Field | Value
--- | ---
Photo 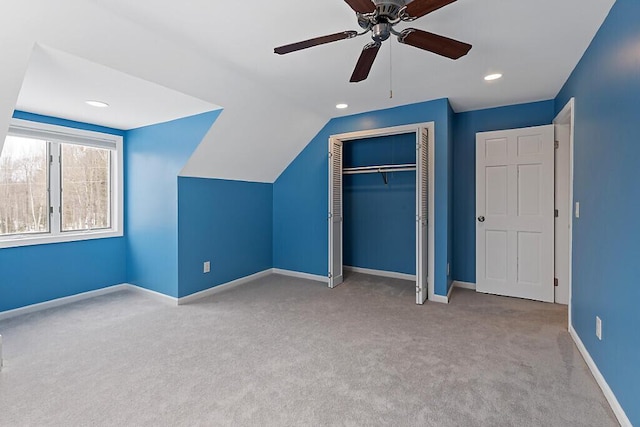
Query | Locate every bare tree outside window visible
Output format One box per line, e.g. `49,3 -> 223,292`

61,144 -> 110,231
0,136 -> 48,236
0,120 -> 121,248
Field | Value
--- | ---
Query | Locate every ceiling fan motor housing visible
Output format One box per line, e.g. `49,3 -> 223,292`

372,23 -> 391,43
374,0 -> 407,21
362,0 -> 408,42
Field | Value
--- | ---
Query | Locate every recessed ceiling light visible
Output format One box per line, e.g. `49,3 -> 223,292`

484,73 -> 503,81
336,103 -> 348,109
85,100 -> 110,108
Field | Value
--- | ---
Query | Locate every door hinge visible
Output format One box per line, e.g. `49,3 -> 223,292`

554,278 -> 559,287
328,273 -> 332,279
554,140 -> 559,149
49,206 -> 53,214
554,209 -> 559,218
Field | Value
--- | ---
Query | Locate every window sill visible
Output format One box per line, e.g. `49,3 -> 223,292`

0,229 -> 123,249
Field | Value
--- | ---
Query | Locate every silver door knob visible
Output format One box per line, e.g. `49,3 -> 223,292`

478,216 -> 485,222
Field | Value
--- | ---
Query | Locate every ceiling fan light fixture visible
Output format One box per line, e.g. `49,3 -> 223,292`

484,73 -> 503,81
336,103 -> 349,109
274,0 -> 472,83
85,100 -> 110,108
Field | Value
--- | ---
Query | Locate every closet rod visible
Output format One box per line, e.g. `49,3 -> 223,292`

342,163 -> 416,175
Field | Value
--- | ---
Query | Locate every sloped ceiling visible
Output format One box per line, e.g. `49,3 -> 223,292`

0,0 -> 616,182
16,45 -> 220,130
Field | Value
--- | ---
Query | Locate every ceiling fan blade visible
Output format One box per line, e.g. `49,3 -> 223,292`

404,0 -> 457,19
350,43 -> 381,83
344,0 -> 376,14
398,29 -> 471,59
275,31 -> 358,55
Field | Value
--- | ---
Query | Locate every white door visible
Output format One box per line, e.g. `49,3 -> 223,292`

328,138 -> 344,288
476,125 -> 555,302
416,128 -> 429,304
554,122 -> 571,304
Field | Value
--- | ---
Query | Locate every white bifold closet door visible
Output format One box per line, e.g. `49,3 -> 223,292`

416,128 -> 429,304
328,126 -> 431,303
328,138 -> 344,288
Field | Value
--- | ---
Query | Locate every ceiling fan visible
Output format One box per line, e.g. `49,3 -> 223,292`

274,0 -> 472,83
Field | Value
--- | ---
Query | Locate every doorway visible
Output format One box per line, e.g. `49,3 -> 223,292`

475,99 -> 574,307
328,123 -> 435,304
553,98 -> 575,320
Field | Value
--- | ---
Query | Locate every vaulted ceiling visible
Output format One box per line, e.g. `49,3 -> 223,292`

0,0 -> 616,182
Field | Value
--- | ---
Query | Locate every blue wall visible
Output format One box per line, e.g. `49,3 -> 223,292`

555,0 -> 640,423
177,177 -> 273,297
273,99 -> 453,296
0,112 -> 126,312
125,111 -> 220,298
451,100 -> 555,283
343,133 -> 416,275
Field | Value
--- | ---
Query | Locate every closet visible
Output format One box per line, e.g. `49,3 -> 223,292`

328,123 -> 434,304
342,133 -> 416,278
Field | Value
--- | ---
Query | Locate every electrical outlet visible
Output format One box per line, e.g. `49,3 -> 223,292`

203,261 -> 211,274
575,202 -> 580,218
596,316 -> 602,340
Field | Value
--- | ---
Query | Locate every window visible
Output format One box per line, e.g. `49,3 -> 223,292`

60,144 -> 111,232
0,119 -> 123,248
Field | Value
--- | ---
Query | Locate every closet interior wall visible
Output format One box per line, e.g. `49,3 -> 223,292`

342,133 -> 417,276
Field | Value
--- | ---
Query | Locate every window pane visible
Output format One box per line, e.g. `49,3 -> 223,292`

61,144 -> 110,231
0,135 -> 49,236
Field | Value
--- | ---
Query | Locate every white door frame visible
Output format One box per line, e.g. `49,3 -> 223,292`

328,122 -> 436,302
553,98 -> 575,327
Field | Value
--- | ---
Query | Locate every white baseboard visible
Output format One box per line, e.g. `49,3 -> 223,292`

125,284 -> 178,305
569,326 -> 631,427
0,269 -> 329,320
429,294 -> 449,304
453,281 -> 476,290
429,287 -> 449,304
0,269 -> 275,318
272,268 -> 328,283
0,284 -> 130,321
0,269 -> 281,319
177,269 -> 272,305
344,266 -> 416,281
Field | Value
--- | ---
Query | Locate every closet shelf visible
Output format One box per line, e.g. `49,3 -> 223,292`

342,164 -> 416,175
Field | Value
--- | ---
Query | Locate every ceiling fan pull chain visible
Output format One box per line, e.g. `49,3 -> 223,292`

389,41 -> 393,99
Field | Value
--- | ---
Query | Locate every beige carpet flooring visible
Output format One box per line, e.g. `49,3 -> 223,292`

0,272 -> 618,426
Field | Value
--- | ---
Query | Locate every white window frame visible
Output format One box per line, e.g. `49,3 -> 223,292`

0,118 -> 123,248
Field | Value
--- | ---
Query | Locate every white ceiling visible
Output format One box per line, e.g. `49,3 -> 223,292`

88,0 -> 616,114
17,45 -> 220,130
0,0 -> 616,182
